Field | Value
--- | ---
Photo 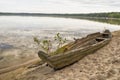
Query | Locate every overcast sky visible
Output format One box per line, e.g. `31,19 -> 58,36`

0,0 -> 120,13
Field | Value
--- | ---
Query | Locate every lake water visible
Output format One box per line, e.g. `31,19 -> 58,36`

0,16 -> 120,36
0,16 -> 120,68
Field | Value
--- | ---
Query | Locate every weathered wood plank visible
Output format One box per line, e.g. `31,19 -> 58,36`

38,30 -> 111,69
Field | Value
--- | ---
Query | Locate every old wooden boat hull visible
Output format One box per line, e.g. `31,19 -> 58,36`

38,30 -> 111,70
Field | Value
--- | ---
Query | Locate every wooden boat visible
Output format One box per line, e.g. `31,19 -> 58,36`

38,30 -> 112,70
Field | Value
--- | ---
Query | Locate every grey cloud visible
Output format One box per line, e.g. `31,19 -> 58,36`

70,0 -> 120,7
0,0 -> 120,13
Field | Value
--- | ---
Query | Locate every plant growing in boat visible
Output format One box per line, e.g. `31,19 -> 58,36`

54,33 -> 67,49
53,33 -> 67,55
34,33 -> 67,54
34,37 -> 52,54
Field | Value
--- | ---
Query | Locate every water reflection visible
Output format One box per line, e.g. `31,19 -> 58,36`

0,43 -> 14,50
83,18 -> 120,25
0,16 -> 120,68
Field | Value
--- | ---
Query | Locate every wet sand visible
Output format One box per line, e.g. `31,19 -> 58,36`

0,30 -> 120,80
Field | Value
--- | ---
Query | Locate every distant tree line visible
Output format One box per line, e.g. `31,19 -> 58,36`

72,12 -> 120,18
0,12 -> 120,19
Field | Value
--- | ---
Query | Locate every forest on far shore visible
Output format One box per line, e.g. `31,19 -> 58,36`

65,12 -> 120,19
0,12 -> 120,19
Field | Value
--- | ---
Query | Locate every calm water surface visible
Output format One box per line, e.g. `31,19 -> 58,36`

0,16 -> 120,35
0,16 -> 120,68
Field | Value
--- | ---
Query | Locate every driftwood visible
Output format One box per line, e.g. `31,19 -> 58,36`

38,30 -> 111,70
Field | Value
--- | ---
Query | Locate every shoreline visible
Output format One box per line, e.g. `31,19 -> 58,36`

0,30 -> 120,80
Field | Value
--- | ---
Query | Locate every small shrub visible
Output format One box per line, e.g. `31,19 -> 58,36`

34,33 -> 67,54
34,37 -> 52,54
54,33 -> 67,49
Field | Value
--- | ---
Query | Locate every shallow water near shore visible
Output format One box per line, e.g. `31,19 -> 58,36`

0,16 -> 120,68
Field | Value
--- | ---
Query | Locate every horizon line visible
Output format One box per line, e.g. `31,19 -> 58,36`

0,11 -> 120,14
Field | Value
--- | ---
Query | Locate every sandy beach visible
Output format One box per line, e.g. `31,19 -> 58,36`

0,0 -> 120,79
0,30 -> 120,80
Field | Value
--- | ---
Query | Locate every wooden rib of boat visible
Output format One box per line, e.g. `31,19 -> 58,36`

38,30 -> 112,70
